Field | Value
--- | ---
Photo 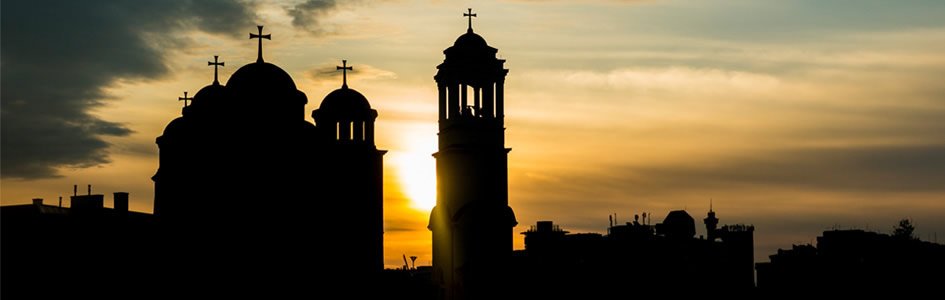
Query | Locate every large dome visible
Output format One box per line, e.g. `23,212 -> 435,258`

319,87 -> 371,112
226,62 -> 297,94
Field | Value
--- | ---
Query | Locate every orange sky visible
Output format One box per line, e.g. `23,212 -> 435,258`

3,0 -> 945,268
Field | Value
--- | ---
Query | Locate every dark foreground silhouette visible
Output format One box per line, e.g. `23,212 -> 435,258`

4,11 -> 945,300
757,226 -> 945,294
4,23 -> 386,298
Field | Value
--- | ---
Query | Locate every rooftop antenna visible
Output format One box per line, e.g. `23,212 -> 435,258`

710,198 -> 713,212
87,184 -> 91,195
73,185 -> 77,197
58,196 -> 62,207
609,214 -> 613,228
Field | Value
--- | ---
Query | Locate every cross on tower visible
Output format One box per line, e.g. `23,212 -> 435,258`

337,59 -> 353,89
178,91 -> 193,107
208,55 -> 224,85
249,25 -> 271,63
464,8 -> 477,32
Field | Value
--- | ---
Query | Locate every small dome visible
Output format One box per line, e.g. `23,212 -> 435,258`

658,210 -> 696,239
226,62 -> 297,95
162,117 -> 189,136
437,30 -> 502,83
319,87 -> 371,112
190,83 -> 228,110
453,31 -> 488,48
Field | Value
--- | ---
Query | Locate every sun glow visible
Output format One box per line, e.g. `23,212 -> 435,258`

394,151 -> 437,211
389,123 -> 439,212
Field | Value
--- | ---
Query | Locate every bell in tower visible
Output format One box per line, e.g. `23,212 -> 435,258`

428,9 -> 518,300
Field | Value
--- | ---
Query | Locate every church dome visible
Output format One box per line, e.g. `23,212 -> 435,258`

190,83 -> 228,110
226,62 -> 297,95
319,87 -> 372,112
454,31 -> 489,48
437,29 -> 504,84
162,117 -> 189,136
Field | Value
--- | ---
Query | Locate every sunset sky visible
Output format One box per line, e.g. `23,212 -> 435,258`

3,0 -> 945,268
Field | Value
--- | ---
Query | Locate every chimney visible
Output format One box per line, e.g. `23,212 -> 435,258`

74,185 -> 78,197
87,184 -> 91,195
113,192 -> 129,213
32,198 -> 44,206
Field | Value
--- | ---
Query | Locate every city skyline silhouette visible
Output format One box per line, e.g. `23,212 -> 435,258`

3,1 -> 945,297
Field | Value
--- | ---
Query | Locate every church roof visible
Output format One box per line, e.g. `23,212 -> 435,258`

446,30 -> 498,56
436,26 -> 506,84
226,62 -> 297,96
319,87 -> 371,112
162,117 -> 188,136
191,83 -> 228,111
454,31 -> 490,49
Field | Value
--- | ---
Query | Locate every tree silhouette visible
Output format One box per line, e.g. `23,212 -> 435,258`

892,218 -> 916,240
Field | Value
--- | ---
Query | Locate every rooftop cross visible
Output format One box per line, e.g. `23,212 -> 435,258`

337,59 -> 353,89
464,8 -> 477,32
178,91 -> 193,107
208,55 -> 225,85
249,25 -> 271,63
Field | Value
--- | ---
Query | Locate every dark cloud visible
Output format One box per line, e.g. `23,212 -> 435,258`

307,62 -> 397,85
1,0 -> 256,179
287,0 -> 339,32
506,0 -> 649,2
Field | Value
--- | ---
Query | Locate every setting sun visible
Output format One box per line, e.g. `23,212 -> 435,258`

395,151 -> 436,211
387,123 -> 438,212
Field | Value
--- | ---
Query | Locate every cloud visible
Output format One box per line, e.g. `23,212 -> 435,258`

307,62 -> 397,85
1,0 -> 256,179
287,0 -> 340,33
505,0 -> 650,3
565,144 -> 945,195
521,67 -> 780,92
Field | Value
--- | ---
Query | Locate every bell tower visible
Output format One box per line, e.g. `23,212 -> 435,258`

428,9 -> 517,300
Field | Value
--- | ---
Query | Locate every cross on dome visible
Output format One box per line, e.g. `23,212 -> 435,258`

249,25 -> 271,63
337,60 -> 353,89
464,8 -> 477,32
208,55 -> 224,85
178,91 -> 193,107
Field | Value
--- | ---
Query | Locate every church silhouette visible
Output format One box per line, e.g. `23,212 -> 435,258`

151,24 -> 386,293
